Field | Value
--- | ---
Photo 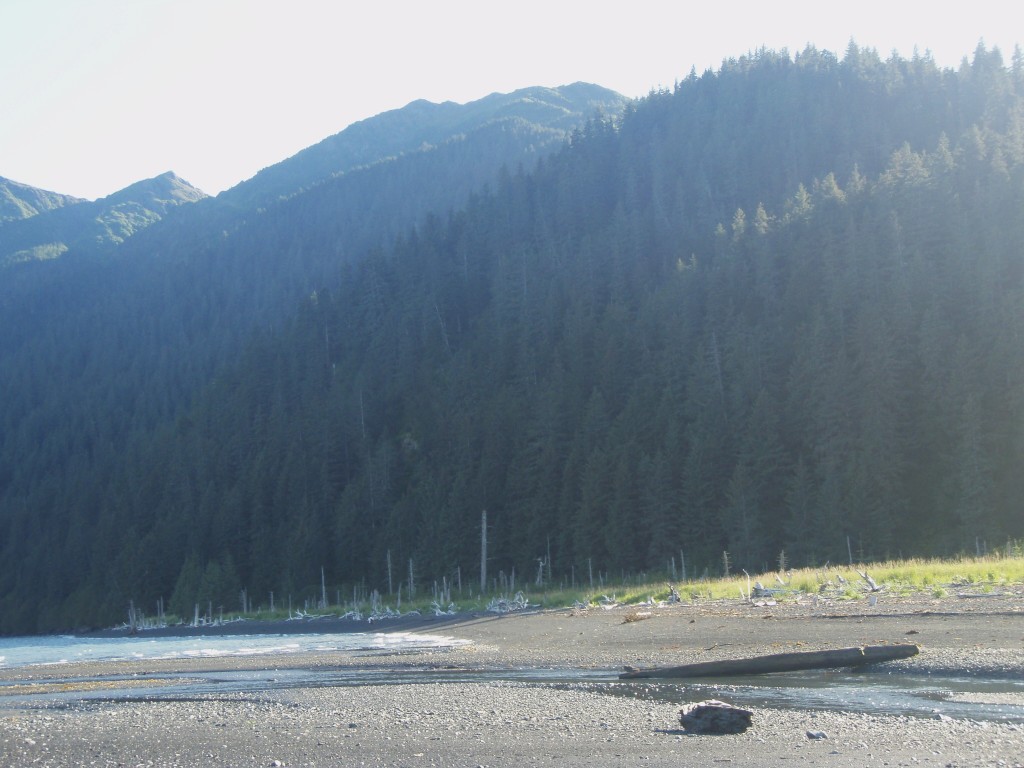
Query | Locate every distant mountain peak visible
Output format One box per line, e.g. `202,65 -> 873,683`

0,176 -> 84,225
0,171 -> 207,267
104,172 -> 207,205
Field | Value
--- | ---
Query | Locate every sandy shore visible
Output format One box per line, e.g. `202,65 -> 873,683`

0,592 -> 1021,766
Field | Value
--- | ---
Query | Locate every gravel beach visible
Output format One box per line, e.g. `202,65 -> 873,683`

1,592 -> 1021,767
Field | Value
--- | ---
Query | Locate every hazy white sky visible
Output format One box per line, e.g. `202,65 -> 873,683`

1,0 -> 1020,200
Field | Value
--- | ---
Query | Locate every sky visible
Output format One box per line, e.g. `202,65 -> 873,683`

1,0 -> 1021,201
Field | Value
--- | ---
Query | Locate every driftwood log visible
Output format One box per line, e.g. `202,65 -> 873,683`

619,643 -> 919,679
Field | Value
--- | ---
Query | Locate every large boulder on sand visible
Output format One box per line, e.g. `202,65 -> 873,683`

678,700 -> 753,734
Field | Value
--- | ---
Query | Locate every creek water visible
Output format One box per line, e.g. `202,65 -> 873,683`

583,669 -> 1024,724
1,656 -> 1021,724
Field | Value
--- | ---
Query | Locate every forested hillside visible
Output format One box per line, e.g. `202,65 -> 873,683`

222,82 -> 625,209
2,45 -> 1022,633
0,172 -> 207,267
0,177 -> 82,225
0,84 -> 626,633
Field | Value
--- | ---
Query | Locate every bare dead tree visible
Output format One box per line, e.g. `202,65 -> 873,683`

480,510 -> 488,594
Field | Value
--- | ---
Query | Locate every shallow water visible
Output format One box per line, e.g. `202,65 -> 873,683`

1,633 -> 1021,723
2,661 -> 1021,724
0,631 -> 468,669
584,669 -> 1024,724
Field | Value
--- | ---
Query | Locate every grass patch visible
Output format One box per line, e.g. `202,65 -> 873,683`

525,552 -> 1024,609
125,552 -> 1024,631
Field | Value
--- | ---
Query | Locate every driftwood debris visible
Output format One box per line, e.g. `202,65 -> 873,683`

678,700 -> 753,734
619,643 -> 919,679
857,569 -> 883,592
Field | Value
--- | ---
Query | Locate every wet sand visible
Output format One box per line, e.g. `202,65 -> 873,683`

1,592 -> 1022,766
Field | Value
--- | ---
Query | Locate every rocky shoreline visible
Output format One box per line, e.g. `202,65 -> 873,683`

0,593 -> 1021,766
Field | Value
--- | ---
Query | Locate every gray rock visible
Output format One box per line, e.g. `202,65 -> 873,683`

678,700 -> 753,734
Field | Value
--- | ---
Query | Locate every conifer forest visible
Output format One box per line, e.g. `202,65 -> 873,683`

1,45 -> 1022,633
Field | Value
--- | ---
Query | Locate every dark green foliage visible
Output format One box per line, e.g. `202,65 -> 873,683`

1,47 -> 1023,633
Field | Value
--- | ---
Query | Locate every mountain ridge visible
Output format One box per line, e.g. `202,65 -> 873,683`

220,83 -> 627,207
0,176 -> 84,225
0,171 -> 206,267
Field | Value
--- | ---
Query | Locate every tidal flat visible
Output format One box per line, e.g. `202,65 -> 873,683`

0,593 -> 1021,767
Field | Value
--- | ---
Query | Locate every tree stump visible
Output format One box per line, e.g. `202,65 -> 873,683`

678,700 -> 753,734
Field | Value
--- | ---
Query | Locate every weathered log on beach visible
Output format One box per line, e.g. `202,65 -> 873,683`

619,643 -> 919,679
